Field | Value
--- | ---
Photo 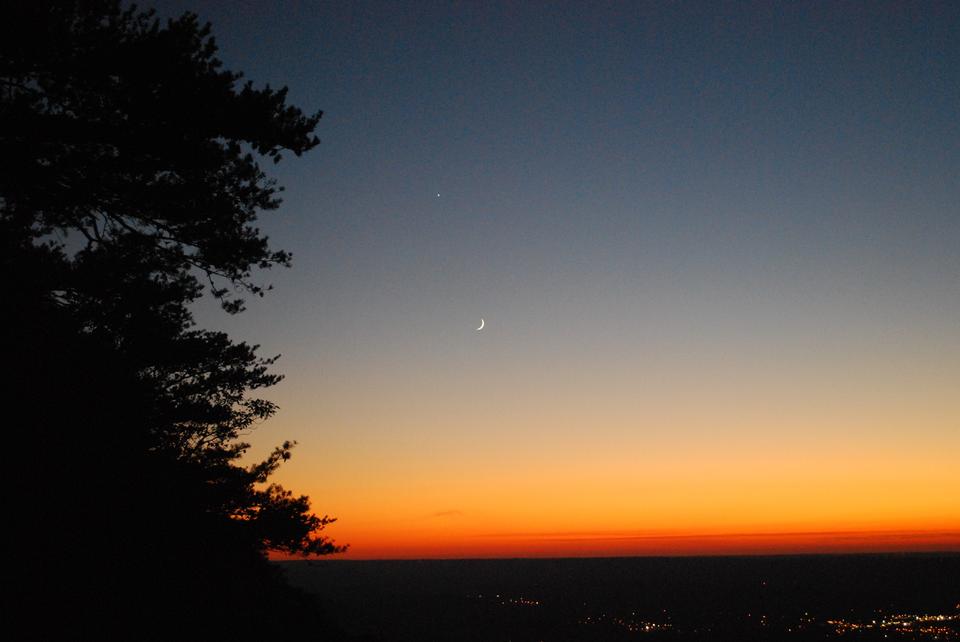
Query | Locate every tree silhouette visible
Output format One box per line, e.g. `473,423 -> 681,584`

3,1 -> 344,637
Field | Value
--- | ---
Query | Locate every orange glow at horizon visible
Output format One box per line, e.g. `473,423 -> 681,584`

273,527 -> 960,561
267,433 -> 960,560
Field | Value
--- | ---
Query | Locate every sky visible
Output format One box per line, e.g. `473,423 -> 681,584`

149,0 -> 960,559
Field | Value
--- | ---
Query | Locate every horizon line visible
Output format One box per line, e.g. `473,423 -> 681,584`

277,549 -> 960,563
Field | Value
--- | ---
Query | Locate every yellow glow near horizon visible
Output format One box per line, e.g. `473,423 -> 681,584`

262,402 -> 960,558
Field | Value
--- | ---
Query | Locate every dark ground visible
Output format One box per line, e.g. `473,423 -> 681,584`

280,553 -> 960,641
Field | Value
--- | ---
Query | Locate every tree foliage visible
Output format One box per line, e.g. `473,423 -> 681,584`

2,1 -> 343,634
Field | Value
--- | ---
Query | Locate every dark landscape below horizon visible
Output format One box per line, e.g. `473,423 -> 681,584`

280,553 -> 959,641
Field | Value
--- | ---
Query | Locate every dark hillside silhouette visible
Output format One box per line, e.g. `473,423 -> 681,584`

2,1 -> 344,638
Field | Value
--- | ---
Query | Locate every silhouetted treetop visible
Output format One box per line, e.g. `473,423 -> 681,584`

1,0 -> 321,312
2,0 -> 344,574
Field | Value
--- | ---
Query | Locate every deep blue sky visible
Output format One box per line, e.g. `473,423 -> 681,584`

146,1 -> 960,554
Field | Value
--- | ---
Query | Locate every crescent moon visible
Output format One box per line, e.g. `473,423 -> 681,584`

476,318 -> 485,331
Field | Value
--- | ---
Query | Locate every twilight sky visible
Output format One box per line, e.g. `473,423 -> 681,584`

150,1 -> 960,558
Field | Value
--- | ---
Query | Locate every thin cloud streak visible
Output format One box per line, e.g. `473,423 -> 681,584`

475,528 -> 960,542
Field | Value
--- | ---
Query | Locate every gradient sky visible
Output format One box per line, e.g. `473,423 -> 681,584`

149,1 -> 960,558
